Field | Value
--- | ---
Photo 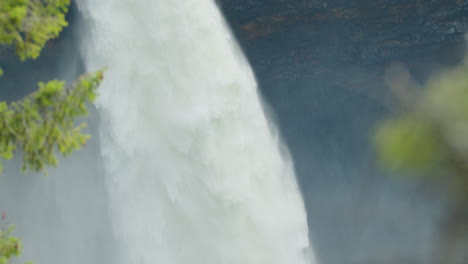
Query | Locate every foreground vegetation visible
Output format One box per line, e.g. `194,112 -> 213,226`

0,1 -> 102,263
375,60 -> 468,263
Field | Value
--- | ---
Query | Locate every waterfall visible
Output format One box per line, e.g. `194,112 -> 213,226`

77,1 -> 314,263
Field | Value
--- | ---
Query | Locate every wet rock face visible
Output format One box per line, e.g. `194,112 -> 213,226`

217,1 -> 468,264
219,0 -> 468,78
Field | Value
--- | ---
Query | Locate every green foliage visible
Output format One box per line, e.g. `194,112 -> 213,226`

0,225 -> 22,264
374,62 -> 468,181
0,71 -> 103,174
425,64 -> 468,132
0,0 -> 70,62
0,0 -> 104,174
0,212 -> 30,264
0,1 -> 103,263
375,114 -> 444,172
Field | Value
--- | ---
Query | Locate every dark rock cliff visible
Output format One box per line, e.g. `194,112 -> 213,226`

220,0 -> 467,87
217,1 -> 468,264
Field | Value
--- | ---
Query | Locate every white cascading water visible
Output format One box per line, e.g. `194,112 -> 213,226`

77,1 -> 315,263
